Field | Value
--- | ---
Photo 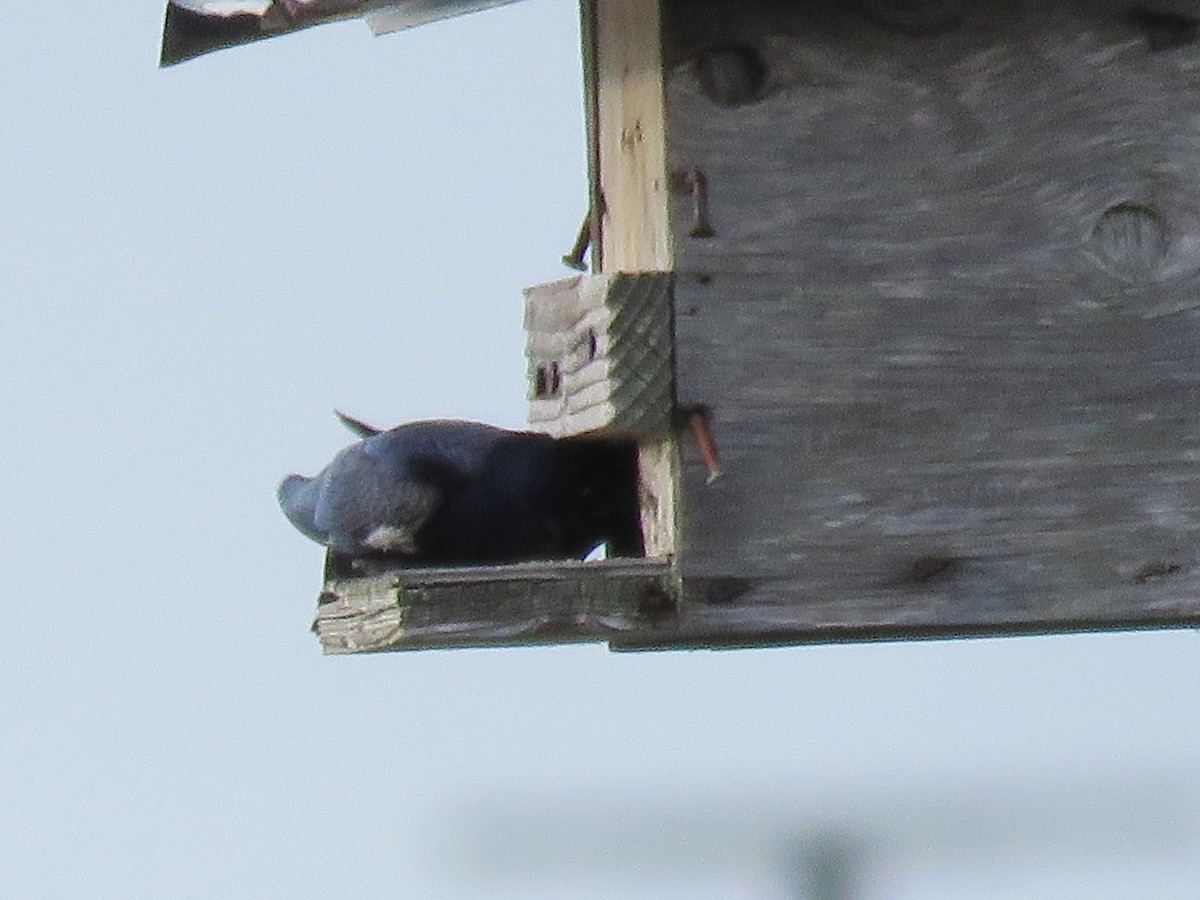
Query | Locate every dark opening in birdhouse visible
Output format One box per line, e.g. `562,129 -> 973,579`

318,427 -> 648,583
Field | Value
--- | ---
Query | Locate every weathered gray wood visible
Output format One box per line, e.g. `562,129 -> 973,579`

524,272 -> 675,437
663,0 -> 1200,635
310,556 -> 1199,653
312,557 -> 675,653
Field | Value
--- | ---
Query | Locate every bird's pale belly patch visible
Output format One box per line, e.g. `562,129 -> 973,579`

363,525 -> 417,554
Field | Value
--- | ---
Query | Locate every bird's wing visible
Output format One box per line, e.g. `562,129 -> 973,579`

356,422 -> 514,554
395,420 -> 511,475
281,420 -> 514,554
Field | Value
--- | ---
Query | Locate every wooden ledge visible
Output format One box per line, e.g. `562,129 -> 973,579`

313,557 -> 676,653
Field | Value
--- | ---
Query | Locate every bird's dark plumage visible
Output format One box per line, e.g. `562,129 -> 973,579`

279,417 -> 642,567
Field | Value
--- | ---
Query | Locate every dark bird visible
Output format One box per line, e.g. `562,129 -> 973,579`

278,416 -> 643,567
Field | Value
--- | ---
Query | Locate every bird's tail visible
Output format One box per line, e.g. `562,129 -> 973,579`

334,409 -> 381,438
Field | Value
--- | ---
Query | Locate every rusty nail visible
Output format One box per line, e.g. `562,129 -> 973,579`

687,407 -> 723,482
561,212 -> 591,271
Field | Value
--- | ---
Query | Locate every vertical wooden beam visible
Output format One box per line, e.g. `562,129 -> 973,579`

586,0 -> 680,561
578,0 -> 603,273
592,0 -> 672,270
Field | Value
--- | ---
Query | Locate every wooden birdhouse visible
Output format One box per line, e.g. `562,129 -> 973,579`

166,0 -> 1200,651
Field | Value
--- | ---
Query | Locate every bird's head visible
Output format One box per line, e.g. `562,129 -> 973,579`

277,473 -> 328,545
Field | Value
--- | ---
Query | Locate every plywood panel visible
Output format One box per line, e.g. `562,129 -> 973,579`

665,0 -> 1200,630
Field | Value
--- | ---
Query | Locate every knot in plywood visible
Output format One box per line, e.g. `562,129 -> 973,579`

1089,202 -> 1168,284
694,45 -> 768,107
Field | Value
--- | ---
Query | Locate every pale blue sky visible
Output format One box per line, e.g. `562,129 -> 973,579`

2,3 -> 1199,897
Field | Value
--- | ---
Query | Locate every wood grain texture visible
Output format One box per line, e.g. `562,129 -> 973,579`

312,557 -> 675,653
524,272 -> 675,437
594,0 -> 672,271
590,0 -> 683,560
664,0 -> 1200,633
309,553 -> 1198,653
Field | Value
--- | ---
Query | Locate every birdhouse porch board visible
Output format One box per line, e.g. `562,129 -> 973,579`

314,558 -> 674,652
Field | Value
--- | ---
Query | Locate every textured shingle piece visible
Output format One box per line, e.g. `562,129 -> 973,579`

160,0 -> 525,66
